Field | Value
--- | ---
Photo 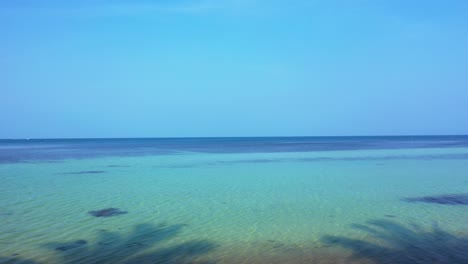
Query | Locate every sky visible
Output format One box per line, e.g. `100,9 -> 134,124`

1,0 -> 468,138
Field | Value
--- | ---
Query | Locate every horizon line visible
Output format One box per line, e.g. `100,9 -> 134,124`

1,134 -> 467,140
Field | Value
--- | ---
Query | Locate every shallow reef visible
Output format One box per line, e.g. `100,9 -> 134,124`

55,240 -> 87,251
0,256 -> 39,264
88,208 -> 128,217
61,170 -> 106,175
402,193 -> 468,205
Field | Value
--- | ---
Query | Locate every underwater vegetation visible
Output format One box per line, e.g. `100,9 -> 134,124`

55,240 -> 88,252
403,194 -> 468,205
321,219 -> 468,264
88,208 -> 128,217
62,171 -> 106,175
0,257 -> 39,264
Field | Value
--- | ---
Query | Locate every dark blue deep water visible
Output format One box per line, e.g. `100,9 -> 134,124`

1,136 -> 468,163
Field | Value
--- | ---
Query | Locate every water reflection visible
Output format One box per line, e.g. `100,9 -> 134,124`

46,223 -> 217,264
321,219 -> 468,264
0,223 -> 217,264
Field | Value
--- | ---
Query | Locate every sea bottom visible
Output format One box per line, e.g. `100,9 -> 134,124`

1,148 -> 468,263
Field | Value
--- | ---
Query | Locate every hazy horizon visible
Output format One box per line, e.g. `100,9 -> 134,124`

2,134 -> 468,140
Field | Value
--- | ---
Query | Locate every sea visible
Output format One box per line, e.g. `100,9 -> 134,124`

1,136 -> 468,264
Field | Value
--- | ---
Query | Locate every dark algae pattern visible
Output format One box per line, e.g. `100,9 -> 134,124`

88,208 -> 128,217
403,194 -> 468,205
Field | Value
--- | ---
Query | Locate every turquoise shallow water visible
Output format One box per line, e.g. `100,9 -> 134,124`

1,138 -> 468,263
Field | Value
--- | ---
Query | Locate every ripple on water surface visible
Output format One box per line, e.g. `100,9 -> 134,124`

1,145 -> 468,263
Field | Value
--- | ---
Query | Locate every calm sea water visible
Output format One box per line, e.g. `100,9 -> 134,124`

1,136 -> 468,263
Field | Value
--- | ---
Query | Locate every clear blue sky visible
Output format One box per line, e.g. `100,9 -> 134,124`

1,0 -> 468,138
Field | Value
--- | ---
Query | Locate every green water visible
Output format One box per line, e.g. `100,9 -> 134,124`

1,148 -> 468,263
